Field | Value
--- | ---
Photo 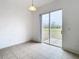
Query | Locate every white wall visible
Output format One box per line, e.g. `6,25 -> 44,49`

62,0 -> 79,54
33,0 -> 79,54
0,0 -> 33,49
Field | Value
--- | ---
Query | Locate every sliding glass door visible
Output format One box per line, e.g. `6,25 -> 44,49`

42,13 -> 50,43
41,10 -> 62,47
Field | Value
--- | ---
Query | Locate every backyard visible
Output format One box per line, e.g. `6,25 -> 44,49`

42,28 -> 62,47
42,28 -> 62,41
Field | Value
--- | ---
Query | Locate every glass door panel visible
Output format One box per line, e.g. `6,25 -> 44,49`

50,10 -> 62,47
42,13 -> 50,43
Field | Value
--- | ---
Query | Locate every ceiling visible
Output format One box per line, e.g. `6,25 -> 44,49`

17,0 -> 54,8
0,0 -> 54,9
32,0 -> 54,7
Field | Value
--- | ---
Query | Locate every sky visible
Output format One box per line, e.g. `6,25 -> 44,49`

42,10 -> 62,26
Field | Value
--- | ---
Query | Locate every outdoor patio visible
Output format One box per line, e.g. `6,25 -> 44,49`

44,38 -> 62,47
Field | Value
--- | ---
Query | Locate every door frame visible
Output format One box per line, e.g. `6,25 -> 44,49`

40,9 -> 63,48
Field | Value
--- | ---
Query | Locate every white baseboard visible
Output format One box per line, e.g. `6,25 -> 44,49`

63,47 -> 79,55
0,40 -> 30,50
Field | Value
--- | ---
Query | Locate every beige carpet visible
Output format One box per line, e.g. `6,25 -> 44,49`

0,41 -> 79,59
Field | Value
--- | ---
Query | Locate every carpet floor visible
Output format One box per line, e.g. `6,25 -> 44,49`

0,41 -> 79,59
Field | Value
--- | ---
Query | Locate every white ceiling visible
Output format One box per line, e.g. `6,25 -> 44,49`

17,0 -> 54,8
32,0 -> 54,7
0,0 -> 54,9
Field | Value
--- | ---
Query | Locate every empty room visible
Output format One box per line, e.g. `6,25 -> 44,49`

0,0 -> 79,59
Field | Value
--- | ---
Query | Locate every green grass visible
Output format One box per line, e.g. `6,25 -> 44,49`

43,28 -> 62,39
